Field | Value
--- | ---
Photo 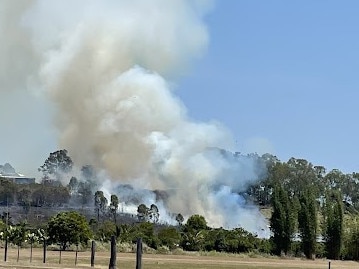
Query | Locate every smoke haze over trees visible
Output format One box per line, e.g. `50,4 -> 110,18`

0,0 -> 269,233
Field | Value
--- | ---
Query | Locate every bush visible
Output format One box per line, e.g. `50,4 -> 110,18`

158,227 -> 180,250
95,221 -> 116,241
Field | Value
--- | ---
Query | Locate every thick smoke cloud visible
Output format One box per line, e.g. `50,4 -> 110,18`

1,0 -> 269,236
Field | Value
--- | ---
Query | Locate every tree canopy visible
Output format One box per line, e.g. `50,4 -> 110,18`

39,149 -> 73,180
47,211 -> 92,250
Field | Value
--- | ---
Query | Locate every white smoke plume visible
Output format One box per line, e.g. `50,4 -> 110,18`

1,0 -> 269,236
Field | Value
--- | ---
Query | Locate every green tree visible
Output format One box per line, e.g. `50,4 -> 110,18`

149,204 -> 159,223
342,215 -> 359,260
270,184 -> 294,255
7,222 -> 28,262
109,194 -> 119,224
298,188 -> 317,259
203,228 -> 226,252
246,153 -> 279,206
134,222 -> 159,249
117,224 -> 136,243
175,213 -> 184,226
350,173 -> 359,209
95,220 -> 117,241
0,219 -> 6,232
185,215 -> 207,231
94,191 -> 107,222
181,229 -> 205,251
287,158 -> 318,195
158,227 -> 181,250
181,215 -> 207,251
78,181 -> 92,207
39,149 -> 73,180
137,204 -> 149,222
324,190 -> 343,260
47,211 -> 92,250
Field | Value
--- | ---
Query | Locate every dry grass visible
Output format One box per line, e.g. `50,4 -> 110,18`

0,248 -> 357,269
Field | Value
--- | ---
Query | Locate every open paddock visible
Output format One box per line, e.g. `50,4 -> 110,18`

0,248 -> 357,269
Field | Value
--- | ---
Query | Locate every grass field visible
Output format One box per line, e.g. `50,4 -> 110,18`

0,248 -> 357,269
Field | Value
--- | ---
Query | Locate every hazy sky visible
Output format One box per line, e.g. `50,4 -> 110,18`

1,1 -> 359,176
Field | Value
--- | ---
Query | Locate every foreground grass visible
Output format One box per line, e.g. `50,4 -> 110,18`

0,248 -> 357,269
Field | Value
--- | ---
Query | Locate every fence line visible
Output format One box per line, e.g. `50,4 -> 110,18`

2,237 -> 146,268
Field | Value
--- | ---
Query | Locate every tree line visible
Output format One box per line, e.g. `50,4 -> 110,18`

0,211 -> 269,256
2,149 -> 359,259
266,156 -> 358,260
248,155 -> 359,211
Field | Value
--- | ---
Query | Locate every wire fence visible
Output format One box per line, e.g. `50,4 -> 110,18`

0,236 -> 143,269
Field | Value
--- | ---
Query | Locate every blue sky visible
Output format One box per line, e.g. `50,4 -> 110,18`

177,1 -> 359,173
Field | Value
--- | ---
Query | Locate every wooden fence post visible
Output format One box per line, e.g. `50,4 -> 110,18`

109,235 -> 117,269
30,241 -> 33,262
16,245 -> 20,262
75,244 -> 78,265
4,238 -> 7,262
328,260 -> 331,269
90,240 -> 96,267
43,239 -> 46,263
136,238 -> 143,269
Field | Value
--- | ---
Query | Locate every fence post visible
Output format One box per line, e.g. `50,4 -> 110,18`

109,235 -> 117,269
75,244 -> 78,265
136,238 -> 143,269
4,238 -> 7,262
17,245 -> 20,262
328,260 -> 331,269
30,241 -> 33,263
43,239 -> 47,263
90,240 -> 95,267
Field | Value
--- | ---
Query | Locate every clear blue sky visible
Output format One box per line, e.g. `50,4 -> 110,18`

177,1 -> 359,173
